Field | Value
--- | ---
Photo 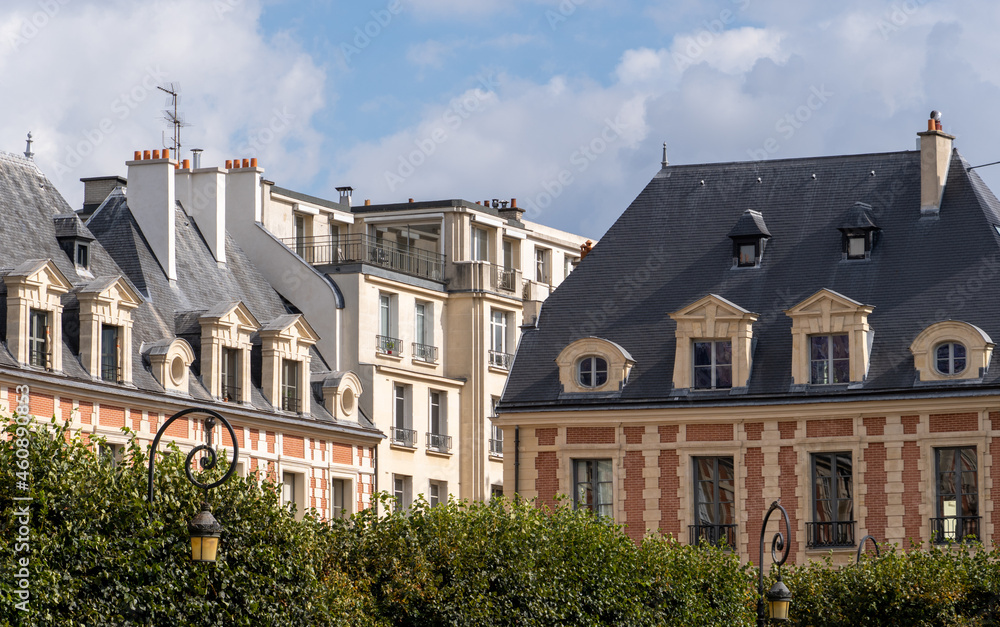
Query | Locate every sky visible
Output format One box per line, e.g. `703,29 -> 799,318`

1,0 -> 1000,240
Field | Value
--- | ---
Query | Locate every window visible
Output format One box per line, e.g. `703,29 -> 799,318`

427,390 -> 450,452
502,239 -> 514,269
294,214 -> 306,256
75,242 -> 89,269
392,474 -> 412,511
330,223 -> 341,263
936,342 -> 967,375
28,309 -> 49,368
693,340 -> 732,389
415,303 -> 427,345
491,484 -> 504,499
578,356 -> 608,388
380,293 -> 392,336
564,256 -> 577,279
808,452 -> 854,548
281,359 -> 300,412
535,248 -> 550,283
810,334 -> 850,384
221,347 -> 240,402
392,384 -> 414,447
413,301 -> 436,361
100,324 -> 120,382
490,310 -> 512,368
490,396 -> 503,457
429,480 -> 447,507
573,459 -> 613,518
472,227 -> 489,261
282,472 -> 297,511
738,243 -> 756,266
847,236 -> 866,259
378,293 -> 400,355
934,447 -> 979,543
691,457 -> 736,547
429,391 -> 443,435
97,442 -> 124,468
332,478 -> 347,518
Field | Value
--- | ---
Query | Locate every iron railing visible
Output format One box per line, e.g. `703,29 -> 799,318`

101,363 -> 122,383
28,348 -> 51,369
450,262 -> 522,294
689,523 -> 738,548
392,427 -> 417,448
426,432 -> 452,453
489,438 -> 503,457
281,234 -> 445,281
281,395 -> 300,412
377,335 -> 403,356
497,266 -> 518,292
931,516 -> 981,543
806,520 -> 856,548
412,342 -> 438,363
489,350 -> 513,370
221,383 -> 242,403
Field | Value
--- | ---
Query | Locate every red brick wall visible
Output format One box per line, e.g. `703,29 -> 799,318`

929,413 -> 978,433
250,428 -> 260,451
992,435 -> 1000,543
658,449 -> 680,537
285,435 -> 305,458
778,421 -> 797,439
659,425 -> 678,443
333,442 -> 353,465
222,424 -> 244,447
535,451 -> 558,510
806,418 -> 853,438
745,447 -> 764,564
29,393 -> 53,419
778,446 -> 800,556
165,416 -> 187,438
624,450 -> 645,542
130,408 -> 143,431
536,428 -> 556,446
266,431 -> 276,453
991,411 -> 1000,431
902,415 -> 919,434
686,424 -> 733,442
624,426 -> 644,444
863,417 -> 886,437
79,401 -> 92,425
902,441 -> 921,549
745,422 -> 763,441
566,427 -> 615,444
864,443 -> 887,542
100,405 -> 125,429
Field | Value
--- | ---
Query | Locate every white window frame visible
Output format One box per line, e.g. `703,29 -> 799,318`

393,474 -> 412,511
472,227 -> 489,261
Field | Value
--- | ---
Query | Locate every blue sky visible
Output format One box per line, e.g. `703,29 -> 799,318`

2,0 -> 1000,239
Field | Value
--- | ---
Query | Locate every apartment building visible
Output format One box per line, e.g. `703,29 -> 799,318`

497,115 -> 1000,565
0,146 -> 381,521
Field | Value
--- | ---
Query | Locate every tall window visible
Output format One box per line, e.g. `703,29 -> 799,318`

936,342 -> 967,375
221,347 -> 240,402
332,478 -> 346,518
490,396 -> 503,456
282,472 -> 297,511
100,325 -> 120,382
578,356 -> 608,388
738,243 -> 756,266
573,459 -> 613,518
472,227 -> 489,261
393,474 -> 411,511
379,294 -> 392,337
294,214 -> 306,256
809,452 -> 854,548
378,293 -> 400,355
393,384 -> 414,447
491,310 -> 508,352
934,447 -> 979,543
415,302 -> 427,346
330,224 -> 341,263
429,480 -> 446,507
693,340 -> 732,389
75,242 -> 90,269
535,248 -> 550,283
429,391 -> 443,435
810,334 -> 850,384
28,309 -> 49,368
281,359 -> 300,412
692,457 -> 736,546
502,240 -> 514,269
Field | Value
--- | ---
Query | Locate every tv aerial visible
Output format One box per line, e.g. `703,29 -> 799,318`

158,82 -> 190,157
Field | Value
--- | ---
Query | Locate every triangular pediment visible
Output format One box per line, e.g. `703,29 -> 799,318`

5,259 -> 73,293
785,288 -> 871,316
261,313 -> 319,343
80,275 -> 143,308
200,301 -> 260,330
670,294 -> 757,321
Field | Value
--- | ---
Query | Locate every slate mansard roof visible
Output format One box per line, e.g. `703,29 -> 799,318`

0,150 -> 377,435
501,147 -> 1000,411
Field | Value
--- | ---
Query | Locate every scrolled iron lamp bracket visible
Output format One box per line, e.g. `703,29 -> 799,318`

757,499 -> 793,625
856,534 -> 881,563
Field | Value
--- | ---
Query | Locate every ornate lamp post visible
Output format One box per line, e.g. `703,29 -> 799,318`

146,408 -> 239,563
856,534 -> 881,562
757,499 -> 793,625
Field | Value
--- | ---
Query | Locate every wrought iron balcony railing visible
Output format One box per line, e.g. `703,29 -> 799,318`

281,395 -> 300,412
489,438 -> 503,457
377,335 -> 403,356
806,520 -> 856,548
392,427 -> 417,448
931,515 -> 981,543
689,523 -> 738,548
221,383 -> 242,403
449,261 -> 522,294
426,432 -> 452,453
281,234 -> 445,281
489,350 -> 513,370
412,342 -> 438,363
100,363 -> 122,384
28,347 -> 51,369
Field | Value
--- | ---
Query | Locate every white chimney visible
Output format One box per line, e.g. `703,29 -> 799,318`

917,111 -> 954,217
226,159 -> 263,227
177,163 -> 228,265
127,150 -> 177,281
337,186 -> 353,207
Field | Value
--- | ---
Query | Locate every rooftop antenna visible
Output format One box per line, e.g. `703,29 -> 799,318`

157,82 -> 189,157
23,131 -> 34,160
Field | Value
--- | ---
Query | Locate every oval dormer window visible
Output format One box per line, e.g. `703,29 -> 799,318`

578,356 -> 608,388
936,342 -> 967,375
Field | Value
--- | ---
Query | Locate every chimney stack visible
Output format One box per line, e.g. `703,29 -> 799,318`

917,110 -> 954,217
127,149 -> 178,281
336,186 -> 354,207
498,197 -> 525,222
226,157 -> 264,230
176,156 -> 227,265
192,148 -> 203,169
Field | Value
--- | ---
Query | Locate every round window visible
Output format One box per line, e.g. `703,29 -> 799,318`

342,388 -> 356,415
170,355 -> 186,385
935,342 -> 967,375
578,356 -> 609,388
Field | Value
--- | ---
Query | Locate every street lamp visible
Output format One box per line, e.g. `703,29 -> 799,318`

146,408 -> 239,563
856,534 -> 881,563
757,499 -> 792,625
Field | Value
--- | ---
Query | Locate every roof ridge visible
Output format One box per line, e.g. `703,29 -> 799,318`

659,148 -> 918,171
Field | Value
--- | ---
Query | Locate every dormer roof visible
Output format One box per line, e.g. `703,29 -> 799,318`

837,202 -> 880,232
728,209 -> 771,239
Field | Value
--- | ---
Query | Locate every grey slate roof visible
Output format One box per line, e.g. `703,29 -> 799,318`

501,148 -> 1000,411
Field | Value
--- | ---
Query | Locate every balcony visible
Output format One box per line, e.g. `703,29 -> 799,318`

392,427 -> 417,448
281,395 -> 300,413
931,516 -> 981,543
221,383 -> 242,403
489,350 -> 513,370
489,438 -> 503,457
412,342 -> 438,363
100,363 -> 122,384
28,347 -> 51,370
282,234 -> 445,282
377,335 -> 404,357
450,261 -> 522,294
806,521 -> 856,548
689,523 -> 737,548
426,432 -> 452,453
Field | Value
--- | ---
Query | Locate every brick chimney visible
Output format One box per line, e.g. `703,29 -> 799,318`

127,150 -> 177,281
917,111 -> 954,217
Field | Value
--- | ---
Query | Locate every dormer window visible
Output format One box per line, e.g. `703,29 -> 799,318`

936,342 -> 966,375
838,202 -> 880,261
76,243 -> 90,269
53,213 -> 95,273
557,338 -> 634,394
28,309 -> 50,369
785,289 -> 874,387
77,275 -> 141,384
3,260 -> 72,372
728,210 -> 771,268
100,324 -> 121,382
578,356 -> 608,388
693,340 -> 732,389
910,321 -> 993,382
810,334 -> 850,384
669,295 -> 757,393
